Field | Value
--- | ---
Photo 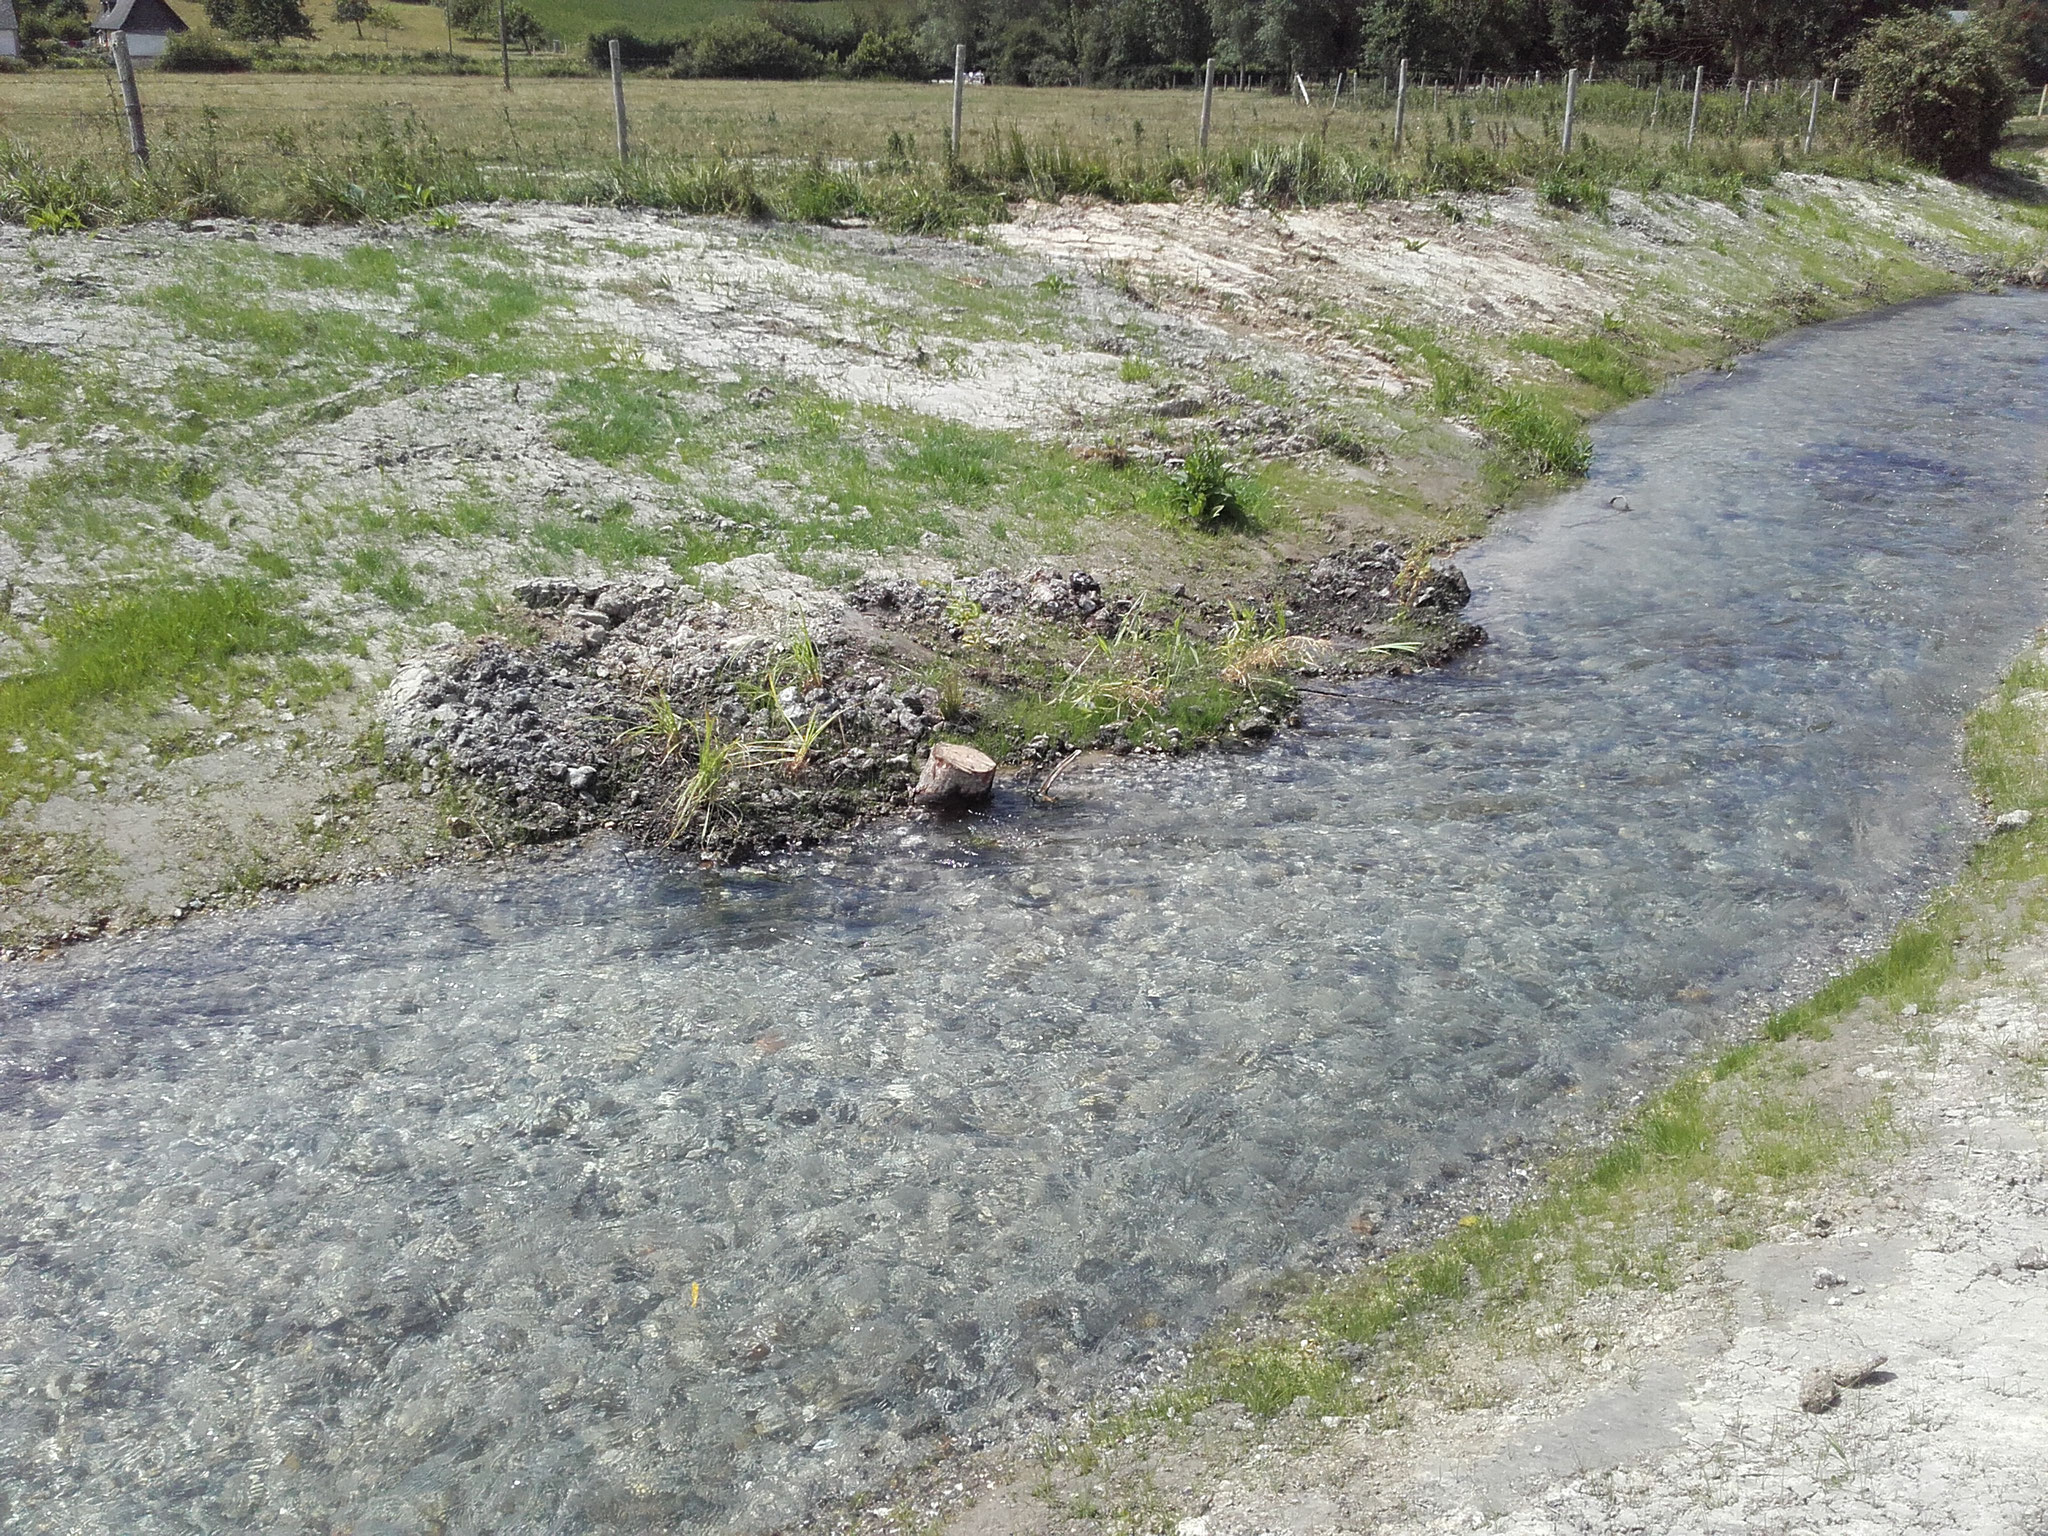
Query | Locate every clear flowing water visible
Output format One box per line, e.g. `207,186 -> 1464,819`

5,293 -> 2048,1535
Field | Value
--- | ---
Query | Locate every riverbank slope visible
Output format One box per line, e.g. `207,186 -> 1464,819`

4,168 -> 2046,952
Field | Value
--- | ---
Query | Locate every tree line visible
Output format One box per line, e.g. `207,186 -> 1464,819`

10,0 -> 2044,89
914,0 -> 1982,88
602,0 -> 2048,91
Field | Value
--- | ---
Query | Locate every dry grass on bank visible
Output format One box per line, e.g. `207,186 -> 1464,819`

3,72 -> 1859,212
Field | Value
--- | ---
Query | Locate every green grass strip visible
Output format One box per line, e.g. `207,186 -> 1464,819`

0,577 -> 304,803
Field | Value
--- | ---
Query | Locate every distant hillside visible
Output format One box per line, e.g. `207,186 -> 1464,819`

521,0 -> 894,45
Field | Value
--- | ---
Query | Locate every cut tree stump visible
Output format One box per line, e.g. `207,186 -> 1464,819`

913,742 -> 997,805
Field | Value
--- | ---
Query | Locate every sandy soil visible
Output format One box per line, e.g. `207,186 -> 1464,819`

994,175 -> 2045,371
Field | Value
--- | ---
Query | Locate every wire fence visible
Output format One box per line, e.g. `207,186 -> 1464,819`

1,51 -> 1875,232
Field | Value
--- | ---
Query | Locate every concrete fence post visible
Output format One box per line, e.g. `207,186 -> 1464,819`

609,39 -> 628,162
1393,57 -> 1408,150
1803,77 -> 1820,155
1199,57 -> 1215,154
1561,66 -> 1579,151
950,44 -> 965,160
110,32 -> 148,168
1686,64 -> 1703,148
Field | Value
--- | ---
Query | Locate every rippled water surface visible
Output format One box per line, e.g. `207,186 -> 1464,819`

6,294 -> 2048,1534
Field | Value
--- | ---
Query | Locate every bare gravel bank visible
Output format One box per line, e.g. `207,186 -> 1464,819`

5,170 -> 2046,954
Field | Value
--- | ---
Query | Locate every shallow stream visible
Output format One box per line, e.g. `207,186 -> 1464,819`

5,293 -> 2048,1534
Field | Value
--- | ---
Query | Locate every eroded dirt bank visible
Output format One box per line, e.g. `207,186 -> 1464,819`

4,171 -> 2046,952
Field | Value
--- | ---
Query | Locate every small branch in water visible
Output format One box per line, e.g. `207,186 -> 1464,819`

1037,750 -> 1083,802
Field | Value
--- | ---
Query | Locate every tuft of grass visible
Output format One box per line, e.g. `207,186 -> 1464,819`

549,367 -> 708,468
1537,170 -> 1612,215
990,604 -> 1298,755
1482,390 -> 1594,478
670,708 -> 740,845
1520,330 -> 1656,404
1380,320 -> 1594,483
0,578 -> 306,805
1216,603 -> 1322,688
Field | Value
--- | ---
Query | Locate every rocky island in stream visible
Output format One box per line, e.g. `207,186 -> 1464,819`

379,544 -> 1482,862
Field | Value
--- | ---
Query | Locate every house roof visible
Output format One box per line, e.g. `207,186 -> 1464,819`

92,0 -> 190,33
0,0 -> 18,32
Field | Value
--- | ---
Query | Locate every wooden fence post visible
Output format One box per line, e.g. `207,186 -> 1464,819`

110,32 -> 148,169
2038,83 -> 2047,118
609,38 -> 627,162
1803,77 -> 1820,155
1198,56 -> 1215,155
1685,64 -> 1703,148
950,43 -> 964,160
1393,57 -> 1408,150
1561,66 -> 1579,151
496,0 -> 510,90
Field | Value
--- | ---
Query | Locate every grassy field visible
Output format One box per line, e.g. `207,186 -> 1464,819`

168,0 -> 890,56
518,0 -> 888,44
3,70 -> 1860,199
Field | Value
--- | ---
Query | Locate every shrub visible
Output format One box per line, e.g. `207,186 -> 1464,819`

1537,170 -> 1610,215
1849,14 -> 2017,177
1979,0 -> 2048,86
161,30 -> 251,70
1171,438 -> 1250,528
674,16 -> 823,79
585,27 -> 682,69
206,0 -> 315,43
843,28 -> 927,80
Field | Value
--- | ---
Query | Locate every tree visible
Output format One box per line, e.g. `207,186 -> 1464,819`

1850,11 -> 2015,175
1357,0 -> 1432,74
332,0 -> 369,38
445,0 -> 493,39
1245,0 -> 1355,73
1550,0 -> 1632,66
1979,0 -> 2048,84
15,0 -> 92,62
505,1 -> 544,51
1686,0 -> 1777,77
208,0 -> 316,43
